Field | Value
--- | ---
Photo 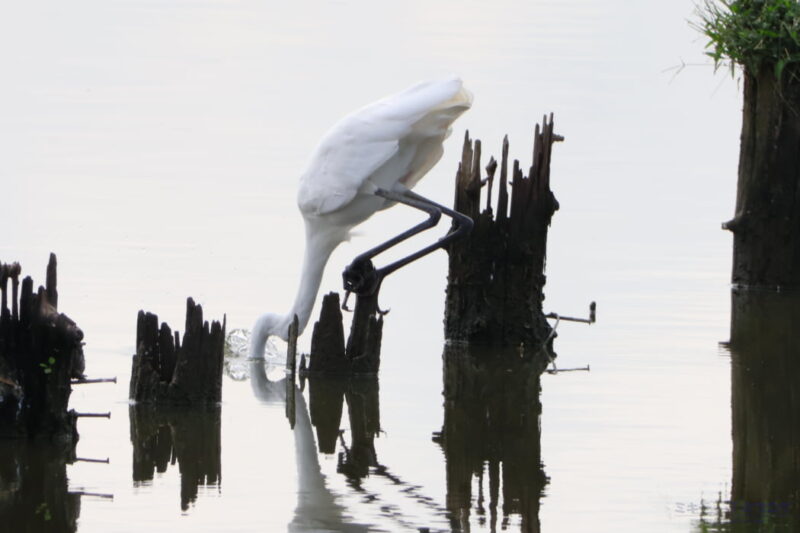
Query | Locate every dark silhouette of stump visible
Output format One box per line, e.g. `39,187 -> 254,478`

446,115 -> 562,351
305,292 -> 382,375
0,253 -> 85,443
129,298 -> 225,405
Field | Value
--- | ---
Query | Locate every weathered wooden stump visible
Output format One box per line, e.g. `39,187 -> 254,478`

129,404 -> 221,510
722,61 -> 800,289
129,298 -> 225,405
446,116 -> 562,352
435,344 -> 548,532
0,253 -> 85,443
304,292 -> 383,376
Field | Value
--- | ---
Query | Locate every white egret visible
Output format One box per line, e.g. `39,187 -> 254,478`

249,78 -> 473,359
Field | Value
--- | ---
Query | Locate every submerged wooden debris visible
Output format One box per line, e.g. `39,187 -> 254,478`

303,291 -> 382,376
129,298 -> 225,405
0,253 -> 85,443
446,115 -> 562,351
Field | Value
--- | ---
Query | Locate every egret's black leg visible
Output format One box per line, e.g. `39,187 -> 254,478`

341,188 -> 473,302
378,189 -> 474,277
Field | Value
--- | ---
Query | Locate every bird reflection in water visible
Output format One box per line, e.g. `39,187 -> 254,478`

249,360 -> 371,533
129,404 -> 221,511
251,343 -> 549,532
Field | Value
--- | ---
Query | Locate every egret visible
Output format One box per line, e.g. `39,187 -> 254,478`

249,77 -> 473,359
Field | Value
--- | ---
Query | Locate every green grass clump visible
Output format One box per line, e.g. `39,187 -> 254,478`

698,0 -> 800,80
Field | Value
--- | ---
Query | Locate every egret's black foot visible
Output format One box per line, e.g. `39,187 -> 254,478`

342,258 -> 381,297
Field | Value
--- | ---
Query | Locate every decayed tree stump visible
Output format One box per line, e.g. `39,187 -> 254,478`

446,115 -> 562,350
129,298 -> 225,405
724,68 -> 800,288
0,253 -> 85,443
304,292 -> 382,375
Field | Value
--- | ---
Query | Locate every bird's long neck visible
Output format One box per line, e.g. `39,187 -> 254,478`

249,220 -> 345,359
289,220 -> 344,335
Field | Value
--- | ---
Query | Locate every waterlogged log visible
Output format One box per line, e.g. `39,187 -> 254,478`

305,292 -> 382,375
129,298 -> 225,405
446,116 -> 562,350
0,253 -> 85,443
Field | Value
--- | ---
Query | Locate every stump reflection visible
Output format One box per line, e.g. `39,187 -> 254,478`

129,405 -> 221,511
307,376 -> 380,484
437,345 -> 548,532
0,442 -> 81,533
725,289 -> 800,529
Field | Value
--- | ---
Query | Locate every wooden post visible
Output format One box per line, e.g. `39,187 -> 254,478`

129,298 -> 225,405
445,116 -> 562,351
305,291 -> 383,376
0,253 -> 85,443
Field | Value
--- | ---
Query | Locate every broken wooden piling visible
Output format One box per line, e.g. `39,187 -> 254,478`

304,292 -> 382,376
0,253 -> 85,443
446,115 -> 562,351
129,298 -> 225,405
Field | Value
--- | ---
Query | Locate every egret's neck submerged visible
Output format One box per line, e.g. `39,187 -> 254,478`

249,219 -> 346,359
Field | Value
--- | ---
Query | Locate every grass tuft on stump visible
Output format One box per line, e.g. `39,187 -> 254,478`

697,0 -> 800,80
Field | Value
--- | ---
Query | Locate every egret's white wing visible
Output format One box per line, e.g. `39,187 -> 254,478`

297,124 -> 399,217
297,78 -> 470,217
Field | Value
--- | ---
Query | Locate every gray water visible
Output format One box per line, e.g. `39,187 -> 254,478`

1,1 -> 755,531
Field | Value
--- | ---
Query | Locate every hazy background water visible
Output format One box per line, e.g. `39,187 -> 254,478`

2,1 -> 742,531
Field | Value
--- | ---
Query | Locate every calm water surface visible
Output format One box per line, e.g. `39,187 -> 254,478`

1,1 -> 764,531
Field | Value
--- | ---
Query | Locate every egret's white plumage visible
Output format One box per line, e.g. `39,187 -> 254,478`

249,78 -> 472,359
